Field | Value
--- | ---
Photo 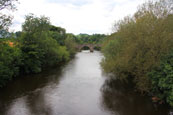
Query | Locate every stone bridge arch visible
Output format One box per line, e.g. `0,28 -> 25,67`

77,44 -> 101,52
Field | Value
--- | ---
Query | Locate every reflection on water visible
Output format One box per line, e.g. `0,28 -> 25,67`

0,51 -> 169,115
101,78 -> 169,115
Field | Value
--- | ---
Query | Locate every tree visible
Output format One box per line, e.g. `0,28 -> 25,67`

20,14 -> 52,73
0,0 -> 18,31
49,25 -> 66,45
20,14 -> 70,73
101,0 -> 173,106
0,0 -> 17,10
22,14 -> 50,34
75,33 -> 107,44
65,33 -> 77,57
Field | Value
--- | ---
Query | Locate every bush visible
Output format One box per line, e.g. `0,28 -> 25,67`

148,51 -> 173,106
0,42 -> 21,87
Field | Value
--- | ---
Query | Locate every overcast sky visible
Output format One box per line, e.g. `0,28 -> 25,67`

10,0 -> 147,35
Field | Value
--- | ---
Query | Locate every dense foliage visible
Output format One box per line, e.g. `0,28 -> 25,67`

0,14 -> 77,87
101,0 -> 173,106
75,33 -> 107,44
65,34 -> 77,57
19,14 -> 70,73
148,51 -> 173,106
49,25 -> 66,45
0,41 -> 21,87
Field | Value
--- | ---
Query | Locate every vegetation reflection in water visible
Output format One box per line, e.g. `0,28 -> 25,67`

101,77 -> 170,115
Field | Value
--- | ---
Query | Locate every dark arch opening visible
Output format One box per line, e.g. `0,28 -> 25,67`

81,46 -> 90,50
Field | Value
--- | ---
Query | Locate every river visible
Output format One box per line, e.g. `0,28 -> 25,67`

0,51 -> 170,115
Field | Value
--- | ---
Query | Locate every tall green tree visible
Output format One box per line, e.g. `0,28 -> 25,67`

22,14 -> 50,34
20,14 -> 69,73
49,25 -> 66,45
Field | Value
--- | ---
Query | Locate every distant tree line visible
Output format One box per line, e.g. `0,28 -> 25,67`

75,33 -> 107,44
101,0 -> 173,107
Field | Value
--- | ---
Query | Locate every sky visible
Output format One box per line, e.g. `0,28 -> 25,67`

10,0 -> 147,35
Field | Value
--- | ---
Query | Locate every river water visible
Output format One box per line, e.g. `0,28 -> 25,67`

0,51 -> 169,115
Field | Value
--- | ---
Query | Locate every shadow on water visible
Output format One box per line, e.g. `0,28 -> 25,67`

0,65 -> 65,115
24,89 -> 53,115
100,77 -> 170,115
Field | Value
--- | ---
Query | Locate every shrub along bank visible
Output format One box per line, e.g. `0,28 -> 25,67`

0,14 -> 77,87
101,0 -> 173,106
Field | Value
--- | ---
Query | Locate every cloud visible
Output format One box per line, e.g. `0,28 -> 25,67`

10,0 -> 146,34
45,0 -> 92,6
